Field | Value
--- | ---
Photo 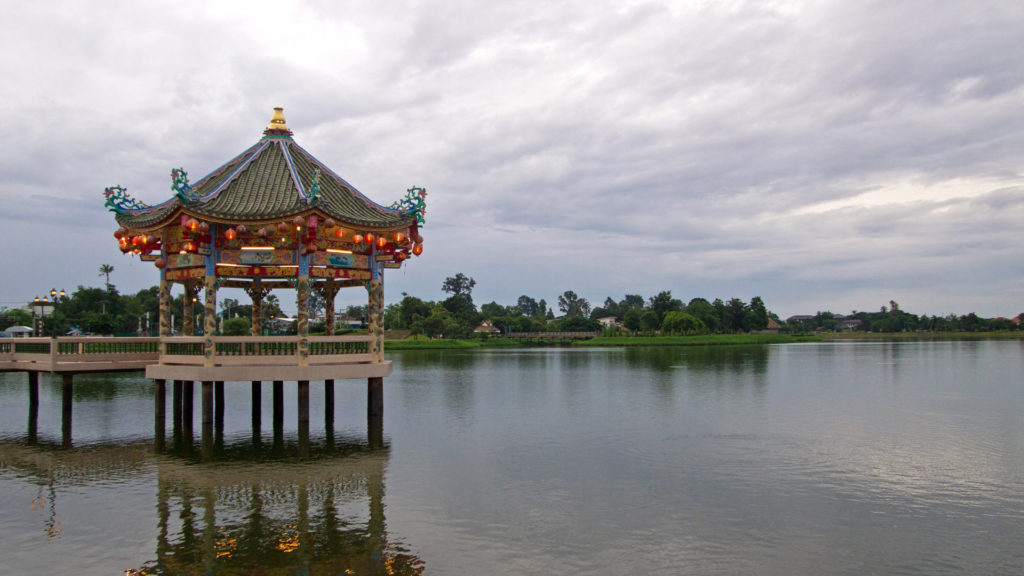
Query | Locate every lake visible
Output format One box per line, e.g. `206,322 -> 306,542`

1,340 -> 1022,574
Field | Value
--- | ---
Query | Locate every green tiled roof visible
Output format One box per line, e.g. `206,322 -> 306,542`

114,135 -> 417,231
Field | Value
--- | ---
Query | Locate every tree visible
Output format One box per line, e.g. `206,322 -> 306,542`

481,301 -> 505,318
686,298 -> 720,333
648,291 -> 682,323
620,294 -> 645,310
516,295 -> 540,317
623,308 -> 641,332
442,273 -> 476,299
222,317 -> 250,335
98,264 -> 115,289
639,310 -> 660,332
557,290 -> 590,318
744,296 -> 769,331
661,311 -> 705,335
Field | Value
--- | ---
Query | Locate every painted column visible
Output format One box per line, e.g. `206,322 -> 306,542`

368,252 -> 384,363
245,279 -> 267,336
159,270 -> 171,356
183,280 -> 202,336
297,242 -> 310,365
323,279 -> 340,335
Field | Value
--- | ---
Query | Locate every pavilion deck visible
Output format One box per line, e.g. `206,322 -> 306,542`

0,335 -> 390,380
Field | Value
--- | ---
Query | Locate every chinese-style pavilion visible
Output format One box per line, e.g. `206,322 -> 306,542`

104,108 -> 425,388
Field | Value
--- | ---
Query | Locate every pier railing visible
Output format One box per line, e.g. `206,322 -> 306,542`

159,335 -> 373,367
0,335 -> 376,373
0,337 -> 160,372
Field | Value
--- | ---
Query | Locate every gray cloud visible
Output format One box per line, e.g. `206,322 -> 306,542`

2,0 -> 1022,317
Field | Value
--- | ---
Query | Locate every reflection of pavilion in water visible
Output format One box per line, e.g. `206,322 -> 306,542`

0,429 -> 424,575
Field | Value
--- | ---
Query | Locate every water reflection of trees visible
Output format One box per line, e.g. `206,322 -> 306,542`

625,345 -> 771,375
0,434 -> 424,575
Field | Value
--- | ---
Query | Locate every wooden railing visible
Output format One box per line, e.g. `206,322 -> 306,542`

159,335 -> 373,367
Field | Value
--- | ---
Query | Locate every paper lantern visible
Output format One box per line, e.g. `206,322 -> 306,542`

394,232 -> 405,243
334,228 -> 345,239
412,243 -> 423,256
198,221 -> 209,234
225,228 -> 237,240
365,232 -> 375,244
277,221 -> 290,234
376,236 -> 387,249
154,257 -> 167,269
353,234 -> 363,244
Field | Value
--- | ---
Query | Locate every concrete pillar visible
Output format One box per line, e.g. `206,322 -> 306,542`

154,379 -> 166,452
62,373 -> 74,447
183,381 -> 194,450
201,381 -> 213,460
298,380 -> 310,457
251,381 -> 262,430
324,379 -> 335,425
172,380 -> 183,448
368,376 -> 383,418
273,380 -> 284,434
27,371 -> 39,443
159,274 -> 171,355
214,381 -> 225,427
368,279 -> 384,362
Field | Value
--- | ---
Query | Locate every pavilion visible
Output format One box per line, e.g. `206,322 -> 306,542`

104,108 -> 425,421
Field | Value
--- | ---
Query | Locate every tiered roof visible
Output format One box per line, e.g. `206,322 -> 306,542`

107,108 -> 420,232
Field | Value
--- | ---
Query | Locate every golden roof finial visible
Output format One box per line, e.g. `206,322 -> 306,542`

263,107 -> 293,137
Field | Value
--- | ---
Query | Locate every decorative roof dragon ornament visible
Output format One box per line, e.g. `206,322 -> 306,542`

171,167 -> 202,203
103,185 -> 150,214
389,186 -> 427,225
305,168 -> 321,204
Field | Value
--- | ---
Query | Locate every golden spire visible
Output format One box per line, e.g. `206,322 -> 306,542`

263,107 -> 293,137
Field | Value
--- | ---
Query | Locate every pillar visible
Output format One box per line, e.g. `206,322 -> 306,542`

368,376 -> 383,419
201,381 -> 213,459
368,278 -> 384,362
296,275 -> 310,365
245,279 -> 269,336
214,381 -> 225,427
159,272 -> 171,355
183,381 -> 194,450
172,380 -> 183,449
298,380 -> 310,458
324,379 -> 334,425
182,279 -> 202,336
154,379 -> 166,452
251,381 -> 262,431
318,279 -> 341,336
62,373 -> 74,447
203,274 -> 217,364
272,380 -> 284,434
28,371 -> 39,444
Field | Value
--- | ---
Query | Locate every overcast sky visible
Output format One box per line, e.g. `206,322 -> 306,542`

2,0 -> 1022,319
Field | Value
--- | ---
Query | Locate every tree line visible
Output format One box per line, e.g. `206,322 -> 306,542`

382,272 -> 775,338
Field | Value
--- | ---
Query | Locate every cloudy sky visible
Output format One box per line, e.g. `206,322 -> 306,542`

2,0 -> 1022,319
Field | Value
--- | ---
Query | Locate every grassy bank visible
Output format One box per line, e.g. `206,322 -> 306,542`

385,333 -> 821,350
821,331 -> 1024,341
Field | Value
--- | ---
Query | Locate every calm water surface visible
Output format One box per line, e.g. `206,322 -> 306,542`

1,341 -> 1022,574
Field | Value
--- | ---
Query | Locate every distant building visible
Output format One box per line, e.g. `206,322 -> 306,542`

473,320 -> 501,334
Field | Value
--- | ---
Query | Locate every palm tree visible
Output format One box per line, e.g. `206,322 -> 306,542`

98,264 -> 115,289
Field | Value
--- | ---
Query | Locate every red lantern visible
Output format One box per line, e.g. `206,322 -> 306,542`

198,221 -> 209,234
225,228 -> 237,240
131,236 -> 141,246
184,241 -> 196,253
353,234 -> 364,244
365,232 -> 375,244
154,257 -> 167,269
334,228 -> 345,239
114,228 -> 126,239
293,215 -> 304,228
187,218 -> 199,231
394,232 -> 405,243
324,218 -> 336,228
413,243 -> 423,256
396,252 -> 407,261
277,222 -> 290,234
376,236 -> 387,249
